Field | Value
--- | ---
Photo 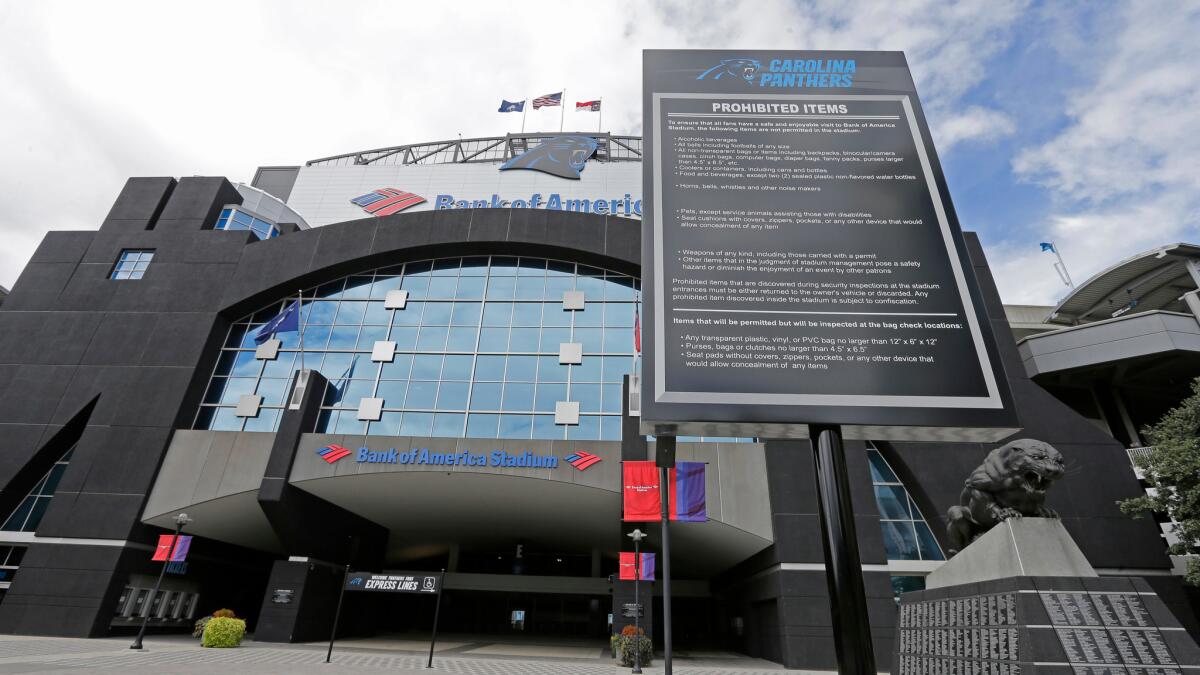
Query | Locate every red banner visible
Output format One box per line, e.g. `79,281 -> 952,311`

152,534 -> 192,562
619,552 -> 656,580
622,461 -> 661,521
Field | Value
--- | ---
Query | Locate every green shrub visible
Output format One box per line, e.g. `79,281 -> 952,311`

201,617 -> 246,648
192,615 -> 211,639
616,633 -> 653,667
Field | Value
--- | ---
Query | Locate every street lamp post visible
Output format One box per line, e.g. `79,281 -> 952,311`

627,528 -> 647,674
130,512 -> 191,651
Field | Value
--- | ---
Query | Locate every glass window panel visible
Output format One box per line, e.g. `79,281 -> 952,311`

605,303 -> 636,327
498,414 -> 533,439
602,356 -> 635,383
334,302 -> 366,325
275,328 -> 303,350
482,302 -> 513,326
491,257 -> 518,273
606,277 -> 637,301
369,412 -> 403,436
466,413 -> 500,438
405,381 -> 438,408
514,277 -> 546,300
2,497 -> 34,531
470,382 -> 503,410
421,302 -> 453,325
343,277 -> 373,299
547,260 -> 575,277
376,380 -> 408,407
219,378 -> 257,405
333,413 -> 367,435
390,326 -> 418,351
316,279 -> 345,299
400,412 -> 434,436
486,276 -> 516,299
410,354 -> 443,380
474,355 -> 506,380
914,521 -> 945,561
256,379 -> 289,406
450,302 -> 482,326
537,356 -> 569,382
502,383 -> 534,411
517,258 -> 546,275
23,497 -> 50,532
600,416 -> 622,441
427,277 -> 458,298
478,327 -> 509,351
368,276 -> 401,299
433,413 -> 466,437
204,378 -> 230,405
193,406 -> 217,429
416,325 -> 448,351
320,353 -> 355,378
460,257 -> 489,275
868,450 -> 898,483
532,414 -> 563,440
437,382 -> 469,409
535,383 -> 567,412
224,325 -> 250,348
401,275 -> 430,299
571,357 -> 602,382
545,276 -> 574,299
300,325 -> 332,351
454,276 -> 486,299
210,407 -> 243,431
567,415 -> 601,440
441,355 -> 473,380
881,521 -> 920,560
341,380 -> 375,405
541,304 -> 571,327
314,408 -> 334,433
306,302 -> 338,325
363,302 -> 391,326
572,384 -> 602,412
406,260 -> 433,276
511,303 -> 543,326
508,327 -> 539,352
574,304 -> 603,327
602,327 -> 633,353
356,326 -> 388,349
574,328 -> 603,353
446,327 -> 478,351
327,326 -> 359,350
217,351 -> 260,378
875,485 -> 911,520
431,259 -> 460,276
506,355 -> 538,381
243,408 -> 280,432
42,464 -> 66,495
540,327 -> 571,351
601,384 -> 623,413
576,274 -> 605,299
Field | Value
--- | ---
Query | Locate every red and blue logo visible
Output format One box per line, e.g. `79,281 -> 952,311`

565,451 -> 602,471
317,444 -> 352,464
350,188 -> 426,216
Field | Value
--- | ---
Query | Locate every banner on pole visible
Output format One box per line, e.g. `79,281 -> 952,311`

619,552 -> 656,580
622,461 -> 661,521
669,461 -> 707,522
152,535 -> 192,562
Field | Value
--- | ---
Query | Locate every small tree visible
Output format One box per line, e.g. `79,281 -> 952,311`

1120,377 -> 1200,586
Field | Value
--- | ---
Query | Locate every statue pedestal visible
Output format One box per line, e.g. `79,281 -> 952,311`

893,518 -> 1200,674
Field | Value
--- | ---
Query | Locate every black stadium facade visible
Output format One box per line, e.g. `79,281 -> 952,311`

0,133 -> 1194,671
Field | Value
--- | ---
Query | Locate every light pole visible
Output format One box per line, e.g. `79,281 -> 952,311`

627,528 -> 647,674
130,512 -> 191,651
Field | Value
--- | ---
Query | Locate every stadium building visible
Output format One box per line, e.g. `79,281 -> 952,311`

0,132 -> 1195,670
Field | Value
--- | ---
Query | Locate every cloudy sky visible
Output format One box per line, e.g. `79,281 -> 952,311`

1,0 -> 1197,306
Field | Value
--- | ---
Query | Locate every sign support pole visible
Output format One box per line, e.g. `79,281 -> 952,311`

426,569 -> 446,669
810,424 -> 876,674
656,432 -> 676,675
325,563 -> 350,664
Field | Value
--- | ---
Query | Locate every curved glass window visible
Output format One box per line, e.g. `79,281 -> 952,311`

868,445 -> 945,561
1,445 -> 75,533
194,256 -> 640,441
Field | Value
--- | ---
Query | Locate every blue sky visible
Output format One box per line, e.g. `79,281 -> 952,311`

0,1 -> 1196,306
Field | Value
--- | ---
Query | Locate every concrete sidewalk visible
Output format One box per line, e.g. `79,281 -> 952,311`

0,634 -> 835,674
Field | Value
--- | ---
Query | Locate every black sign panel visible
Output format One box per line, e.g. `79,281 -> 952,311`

345,571 -> 441,594
642,50 -> 1017,441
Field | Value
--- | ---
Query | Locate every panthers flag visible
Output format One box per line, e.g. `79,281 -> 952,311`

498,99 -> 525,113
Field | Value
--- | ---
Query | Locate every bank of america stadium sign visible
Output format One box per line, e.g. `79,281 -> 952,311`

324,446 -> 602,472
351,189 -> 643,218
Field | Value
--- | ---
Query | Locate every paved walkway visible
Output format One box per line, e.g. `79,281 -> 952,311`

0,634 -> 838,674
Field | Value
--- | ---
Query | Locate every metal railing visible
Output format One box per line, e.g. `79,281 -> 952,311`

307,133 -> 643,167
1127,446 -> 1154,480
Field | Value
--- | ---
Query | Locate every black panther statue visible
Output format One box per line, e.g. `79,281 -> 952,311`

946,439 -> 1065,555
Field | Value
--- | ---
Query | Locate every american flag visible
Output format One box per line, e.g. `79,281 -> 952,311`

575,100 -> 601,112
533,92 -> 562,109
350,188 -> 426,216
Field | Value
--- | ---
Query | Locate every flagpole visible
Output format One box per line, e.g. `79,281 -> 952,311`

298,289 -> 306,373
560,89 -> 565,133
1053,243 -> 1075,288
598,98 -> 602,133
521,101 -> 527,134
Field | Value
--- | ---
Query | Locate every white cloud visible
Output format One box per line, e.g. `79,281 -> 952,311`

0,0 -> 1027,288
932,106 -> 1016,151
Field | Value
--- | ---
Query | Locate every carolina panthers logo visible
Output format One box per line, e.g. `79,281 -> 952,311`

499,136 -> 598,180
697,58 -> 762,84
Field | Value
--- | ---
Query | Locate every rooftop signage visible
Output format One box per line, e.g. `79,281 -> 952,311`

315,444 -> 602,471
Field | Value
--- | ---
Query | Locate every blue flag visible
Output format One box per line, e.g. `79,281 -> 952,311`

254,300 -> 300,344
498,99 -> 525,113
332,355 -> 358,403
1039,242 -> 1056,253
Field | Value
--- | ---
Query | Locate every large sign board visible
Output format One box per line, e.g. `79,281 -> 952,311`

642,50 -> 1018,441
345,571 -> 441,594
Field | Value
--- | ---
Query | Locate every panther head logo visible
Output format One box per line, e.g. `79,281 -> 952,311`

697,58 -> 762,84
499,135 -> 598,180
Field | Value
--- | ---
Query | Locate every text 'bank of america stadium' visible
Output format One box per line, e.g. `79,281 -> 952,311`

0,131 -> 1198,672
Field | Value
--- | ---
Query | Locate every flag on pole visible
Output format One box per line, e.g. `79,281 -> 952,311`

533,92 -> 562,109
498,99 -> 525,113
1039,242 -> 1056,253
332,355 -> 359,403
619,552 -> 656,580
634,306 -> 641,353
622,461 -> 661,521
667,462 -> 707,522
254,300 -> 300,344
152,534 -> 192,562
575,100 -> 601,112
